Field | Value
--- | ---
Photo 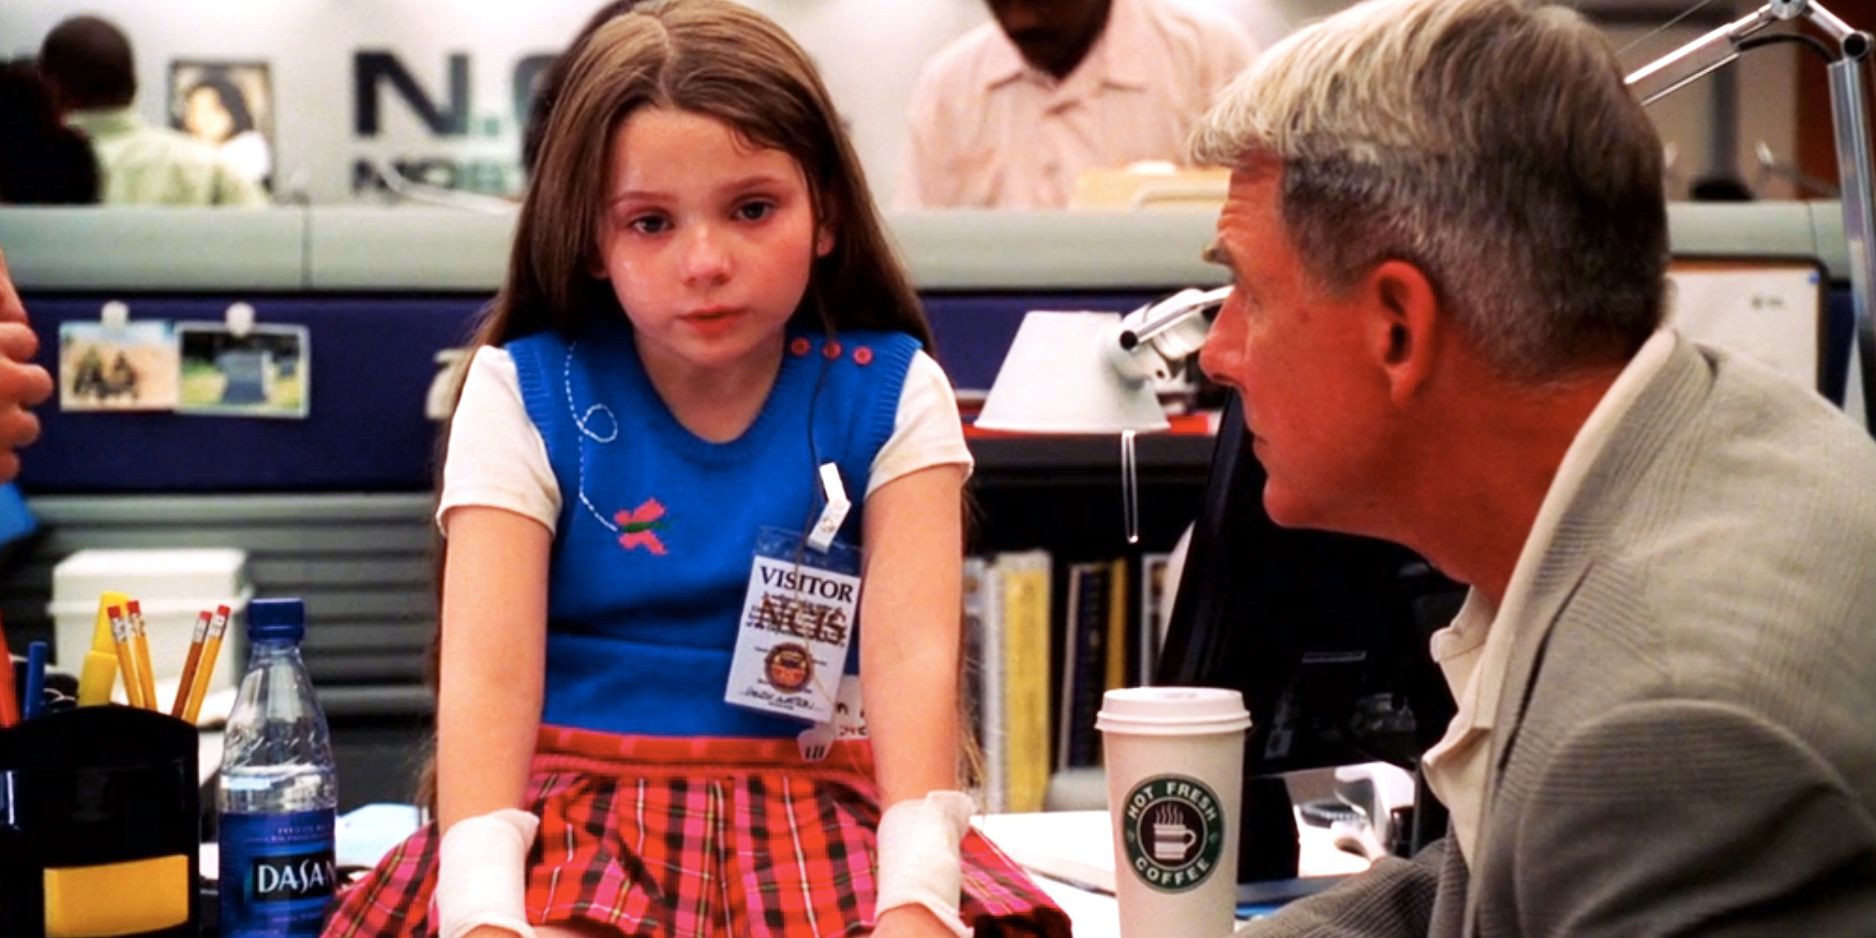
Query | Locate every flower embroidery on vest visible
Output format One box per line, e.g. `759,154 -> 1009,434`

615,498 -> 668,555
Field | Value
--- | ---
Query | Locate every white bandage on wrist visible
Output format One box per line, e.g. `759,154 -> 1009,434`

875,790 -> 975,937
435,808 -> 540,938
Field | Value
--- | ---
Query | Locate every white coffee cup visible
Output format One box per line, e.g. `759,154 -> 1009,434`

1097,687 -> 1251,938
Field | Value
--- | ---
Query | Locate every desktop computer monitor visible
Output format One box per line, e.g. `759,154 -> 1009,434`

1154,393 -> 1462,897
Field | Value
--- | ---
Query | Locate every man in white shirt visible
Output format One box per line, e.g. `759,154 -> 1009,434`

897,0 -> 1254,210
1192,0 -> 1876,934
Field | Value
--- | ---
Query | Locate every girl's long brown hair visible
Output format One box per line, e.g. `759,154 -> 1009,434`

418,0 -> 950,809
477,0 -> 930,352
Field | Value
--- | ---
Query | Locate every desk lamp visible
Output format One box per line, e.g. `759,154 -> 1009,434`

976,286 -> 1231,434
1627,0 -> 1876,431
977,287 -> 1230,541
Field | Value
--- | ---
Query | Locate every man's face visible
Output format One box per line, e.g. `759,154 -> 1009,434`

1197,166 -> 1396,534
985,0 -> 1112,79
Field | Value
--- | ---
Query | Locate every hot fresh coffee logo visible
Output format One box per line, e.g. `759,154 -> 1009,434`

1121,775 -> 1225,892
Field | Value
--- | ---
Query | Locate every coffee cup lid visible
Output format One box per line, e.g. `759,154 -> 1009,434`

1095,686 -> 1251,734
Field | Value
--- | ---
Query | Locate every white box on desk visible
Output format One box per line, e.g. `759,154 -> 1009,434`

48,548 -> 253,712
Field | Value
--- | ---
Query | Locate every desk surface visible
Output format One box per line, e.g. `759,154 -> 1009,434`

973,810 -> 1371,938
200,803 -> 1373,931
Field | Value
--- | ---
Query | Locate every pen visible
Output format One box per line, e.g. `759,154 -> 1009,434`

171,609 -> 212,718
127,599 -> 157,711
22,640 -> 48,721
182,603 -> 231,725
77,590 -> 131,706
108,604 -> 145,709
0,612 -> 19,728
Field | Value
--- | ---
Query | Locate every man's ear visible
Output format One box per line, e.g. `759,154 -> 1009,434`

1364,259 -> 1440,406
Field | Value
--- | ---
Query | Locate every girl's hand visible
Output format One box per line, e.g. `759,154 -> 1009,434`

462,927 -> 525,938
871,904 -> 959,938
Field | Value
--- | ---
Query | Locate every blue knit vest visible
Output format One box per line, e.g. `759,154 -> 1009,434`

507,318 -> 917,737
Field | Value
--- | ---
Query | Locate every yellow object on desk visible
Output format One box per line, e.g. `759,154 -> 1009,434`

181,604 -> 231,724
76,591 -> 130,707
128,600 -> 158,712
41,854 -> 191,937
107,604 -> 146,709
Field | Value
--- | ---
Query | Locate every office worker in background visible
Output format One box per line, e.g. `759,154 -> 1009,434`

37,15 -> 267,207
322,3 -> 1067,936
0,249 -> 52,483
1190,0 -> 1876,934
895,0 -> 1254,210
0,59 -> 99,206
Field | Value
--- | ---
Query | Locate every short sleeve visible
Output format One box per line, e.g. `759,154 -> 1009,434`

437,346 -> 562,535
868,350 -> 973,495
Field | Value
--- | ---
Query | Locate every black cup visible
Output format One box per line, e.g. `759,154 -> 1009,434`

0,705 -> 199,937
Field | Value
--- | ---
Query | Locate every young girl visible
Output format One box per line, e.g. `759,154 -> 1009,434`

324,2 -> 1068,936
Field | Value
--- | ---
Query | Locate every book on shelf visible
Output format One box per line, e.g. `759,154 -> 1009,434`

996,549 -> 1054,814
1055,561 -> 1107,770
1139,551 -> 1174,685
1104,556 -> 1129,698
961,556 -> 1005,812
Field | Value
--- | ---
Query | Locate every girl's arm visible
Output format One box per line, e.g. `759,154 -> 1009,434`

434,507 -> 552,938
437,506 -> 551,829
859,462 -> 966,807
860,463 -> 972,937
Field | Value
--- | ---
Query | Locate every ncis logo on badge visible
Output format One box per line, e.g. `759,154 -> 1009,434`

1121,775 -> 1226,892
764,642 -> 813,693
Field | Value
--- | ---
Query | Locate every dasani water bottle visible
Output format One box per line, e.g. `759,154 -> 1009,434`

218,597 -> 338,936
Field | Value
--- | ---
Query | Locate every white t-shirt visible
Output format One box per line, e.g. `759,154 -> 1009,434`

438,345 -> 973,534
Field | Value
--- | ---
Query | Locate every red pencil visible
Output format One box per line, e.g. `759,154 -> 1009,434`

0,611 -> 20,728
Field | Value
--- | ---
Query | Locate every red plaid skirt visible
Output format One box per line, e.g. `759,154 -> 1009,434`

322,726 -> 1070,937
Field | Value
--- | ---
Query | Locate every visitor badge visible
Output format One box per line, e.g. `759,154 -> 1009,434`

726,527 -> 862,723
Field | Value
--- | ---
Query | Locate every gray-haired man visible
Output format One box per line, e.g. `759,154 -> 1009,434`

1192,0 -> 1876,934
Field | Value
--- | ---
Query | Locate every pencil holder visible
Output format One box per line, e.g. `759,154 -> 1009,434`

0,705 -> 200,937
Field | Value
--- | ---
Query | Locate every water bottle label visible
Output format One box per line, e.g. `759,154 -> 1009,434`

219,808 -> 337,936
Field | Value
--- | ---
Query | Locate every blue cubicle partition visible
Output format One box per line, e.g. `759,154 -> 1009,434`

17,290 -> 1163,494
23,295 -> 481,493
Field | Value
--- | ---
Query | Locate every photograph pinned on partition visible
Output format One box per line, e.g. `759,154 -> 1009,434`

176,322 -> 310,419
167,60 -> 275,191
58,320 -> 181,412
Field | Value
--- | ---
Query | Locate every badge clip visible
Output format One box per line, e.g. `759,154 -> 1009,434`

808,462 -> 850,552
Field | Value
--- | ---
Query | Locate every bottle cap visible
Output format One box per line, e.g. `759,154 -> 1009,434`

247,597 -> 305,642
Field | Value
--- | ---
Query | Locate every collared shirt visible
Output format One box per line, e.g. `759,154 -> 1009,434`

1421,329 -> 1679,865
895,0 -> 1254,210
66,107 -> 268,207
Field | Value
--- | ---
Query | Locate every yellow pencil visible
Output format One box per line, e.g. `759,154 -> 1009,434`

106,604 -> 144,709
126,599 -> 158,713
182,604 -> 232,724
171,610 -> 212,718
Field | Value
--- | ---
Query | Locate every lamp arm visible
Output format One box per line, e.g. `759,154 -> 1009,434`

1625,2 -> 1801,106
1627,0 -> 1876,434
1822,25 -> 1876,429
1106,286 -> 1232,384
